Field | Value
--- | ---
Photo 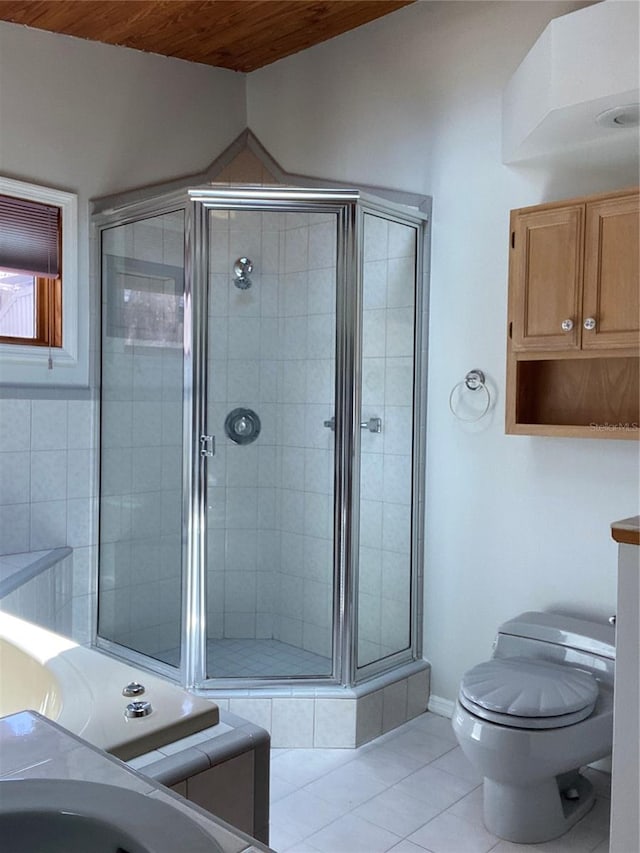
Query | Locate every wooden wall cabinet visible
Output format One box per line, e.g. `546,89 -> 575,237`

506,188 -> 639,440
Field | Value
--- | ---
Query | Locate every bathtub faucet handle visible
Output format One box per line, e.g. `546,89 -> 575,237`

123,681 -> 145,697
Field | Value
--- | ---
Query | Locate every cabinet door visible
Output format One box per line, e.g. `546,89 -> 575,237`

510,205 -> 584,351
583,194 -> 639,351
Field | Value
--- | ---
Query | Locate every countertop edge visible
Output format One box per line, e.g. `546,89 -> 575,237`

611,516 -> 640,547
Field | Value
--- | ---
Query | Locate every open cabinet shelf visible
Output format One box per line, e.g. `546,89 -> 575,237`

510,355 -> 639,440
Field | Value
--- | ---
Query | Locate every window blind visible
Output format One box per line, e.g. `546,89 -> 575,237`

0,194 -> 61,278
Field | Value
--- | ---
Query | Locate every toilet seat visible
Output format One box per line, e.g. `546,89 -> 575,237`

459,657 -> 599,730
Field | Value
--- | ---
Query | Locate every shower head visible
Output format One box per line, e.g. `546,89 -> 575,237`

233,257 -> 253,289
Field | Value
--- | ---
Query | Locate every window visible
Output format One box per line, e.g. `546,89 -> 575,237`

0,194 -> 62,348
0,177 -> 82,386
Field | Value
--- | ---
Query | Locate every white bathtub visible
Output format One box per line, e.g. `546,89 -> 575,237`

0,612 -> 218,760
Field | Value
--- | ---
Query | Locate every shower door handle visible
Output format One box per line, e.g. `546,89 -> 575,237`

323,416 -> 382,433
200,435 -> 215,457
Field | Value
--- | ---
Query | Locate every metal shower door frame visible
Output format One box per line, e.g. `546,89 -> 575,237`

187,187 -> 361,691
349,195 -> 429,685
93,190 -> 192,684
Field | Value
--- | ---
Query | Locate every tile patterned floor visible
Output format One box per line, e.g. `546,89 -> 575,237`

206,638 -> 331,678
153,638 -> 331,677
268,712 -> 611,853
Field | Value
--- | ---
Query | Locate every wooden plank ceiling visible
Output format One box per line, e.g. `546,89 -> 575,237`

0,1 -> 415,72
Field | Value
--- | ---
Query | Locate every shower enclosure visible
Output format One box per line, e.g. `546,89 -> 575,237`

95,185 -> 428,695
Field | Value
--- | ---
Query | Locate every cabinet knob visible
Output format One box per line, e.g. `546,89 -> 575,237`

561,318 -> 574,332
583,317 -> 596,331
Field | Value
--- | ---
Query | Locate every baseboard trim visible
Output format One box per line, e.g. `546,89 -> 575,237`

427,695 -> 455,718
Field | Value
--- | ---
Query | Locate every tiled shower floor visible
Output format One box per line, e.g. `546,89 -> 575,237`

206,638 -> 331,678
155,638 -> 331,678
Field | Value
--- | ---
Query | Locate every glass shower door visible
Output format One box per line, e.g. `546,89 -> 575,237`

98,210 -> 185,667
204,207 -> 338,680
357,211 -> 418,672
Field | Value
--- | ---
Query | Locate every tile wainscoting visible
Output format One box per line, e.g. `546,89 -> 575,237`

206,662 -> 429,749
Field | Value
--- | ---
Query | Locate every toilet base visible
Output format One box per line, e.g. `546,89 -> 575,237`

483,770 -> 595,843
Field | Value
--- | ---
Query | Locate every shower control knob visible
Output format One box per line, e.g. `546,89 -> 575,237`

122,682 -> 145,697
608,615 -> 616,626
225,409 -> 261,445
583,317 -> 596,331
561,318 -> 574,332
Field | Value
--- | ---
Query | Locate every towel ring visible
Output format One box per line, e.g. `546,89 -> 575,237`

449,369 -> 491,422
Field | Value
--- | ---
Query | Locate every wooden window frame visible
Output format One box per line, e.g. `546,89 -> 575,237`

0,275 -> 63,348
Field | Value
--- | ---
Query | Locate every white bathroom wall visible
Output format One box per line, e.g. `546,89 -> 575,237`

0,22 -> 246,641
246,0 -> 640,702
0,23 -> 246,197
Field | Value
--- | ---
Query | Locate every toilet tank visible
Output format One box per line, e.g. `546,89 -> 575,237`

493,611 -> 615,686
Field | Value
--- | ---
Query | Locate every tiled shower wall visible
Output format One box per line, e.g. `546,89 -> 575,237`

206,210 -> 336,662
272,211 -> 336,659
205,208 -> 418,673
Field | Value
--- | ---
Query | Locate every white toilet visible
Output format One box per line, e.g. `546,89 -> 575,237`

452,611 -> 615,844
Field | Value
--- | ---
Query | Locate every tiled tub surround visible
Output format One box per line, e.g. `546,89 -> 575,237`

0,547 -> 89,642
0,547 -> 71,596
127,709 -> 271,844
0,711 -> 272,853
1,614 -> 271,845
0,397 -> 96,643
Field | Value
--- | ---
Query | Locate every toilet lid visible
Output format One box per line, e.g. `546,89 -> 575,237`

460,657 -> 599,719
